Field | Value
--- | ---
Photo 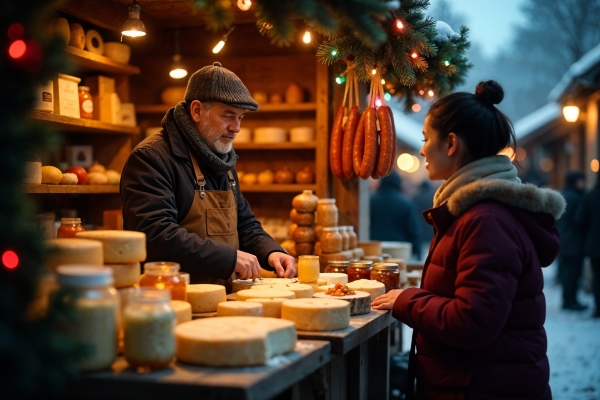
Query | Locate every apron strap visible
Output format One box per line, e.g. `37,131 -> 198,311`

188,150 -> 207,198
227,171 -> 237,201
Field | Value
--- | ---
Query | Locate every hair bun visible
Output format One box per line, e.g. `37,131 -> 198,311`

475,80 -> 504,105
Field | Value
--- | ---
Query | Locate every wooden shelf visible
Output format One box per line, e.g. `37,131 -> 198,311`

135,102 -> 317,115
64,46 -> 140,75
234,142 -> 316,150
24,184 -> 119,194
28,111 -> 140,135
239,184 -> 316,193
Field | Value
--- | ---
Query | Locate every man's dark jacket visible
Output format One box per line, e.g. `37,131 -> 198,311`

120,111 -> 283,282
557,173 -> 585,257
575,182 -> 600,260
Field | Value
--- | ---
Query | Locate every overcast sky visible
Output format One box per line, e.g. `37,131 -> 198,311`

428,0 -> 527,58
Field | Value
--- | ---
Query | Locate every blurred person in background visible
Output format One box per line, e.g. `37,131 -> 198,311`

370,171 -> 421,259
412,181 -> 436,259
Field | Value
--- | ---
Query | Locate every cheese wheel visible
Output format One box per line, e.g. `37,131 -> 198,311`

175,316 -> 297,366
45,238 -> 103,272
85,29 -> 104,55
346,279 -> 385,301
217,301 -> 263,317
171,300 -> 192,325
236,288 -> 295,301
245,298 -> 287,318
313,291 -> 371,315
232,278 -> 294,293
251,283 -> 313,299
186,284 -> 226,313
75,230 -> 146,263
106,262 -> 140,288
320,273 -> 348,285
316,284 -> 335,293
299,279 -> 327,292
281,298 -> 350,331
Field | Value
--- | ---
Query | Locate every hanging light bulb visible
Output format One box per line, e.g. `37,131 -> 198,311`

381,79 -> 385,84
562,101 -> 580,122
411,52 -> 418,59
237,0 -> 252,11
122,0 -> 146,38
212,26 -> 236,54
372,69 -> 377,75
395,20 -> 404,30
169,29 -> 187,79
427,90 -> 434,97
302,30 -> 311,43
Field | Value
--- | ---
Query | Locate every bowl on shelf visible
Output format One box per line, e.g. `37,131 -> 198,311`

290,126 -> 314,143
103,42 -> 131,64
235,127 -> 252,143
161,86 -> 186,106
253,127 -> 287,143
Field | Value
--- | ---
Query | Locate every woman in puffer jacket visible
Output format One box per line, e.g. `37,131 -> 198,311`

372,80 -> 565,400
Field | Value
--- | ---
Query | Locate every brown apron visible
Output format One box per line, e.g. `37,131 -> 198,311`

179,150 -> 239,292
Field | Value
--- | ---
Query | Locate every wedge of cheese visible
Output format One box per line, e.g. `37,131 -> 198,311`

346,279 -> 385,301
186,284 -> 226,313
236,288 -> 295,301
313,291 -> 371,315
217,301 -> 263,317
45,238 -> 104,272
319,273 -> 348,285
171,300 -> 192,325
175,317 -> 297,366
252,283 -> 313,299
106,262 -> 140,288
281,298 -> 350,331
232,278 -> 294,293
75,230 -> 146,263
245,298 -> 288,318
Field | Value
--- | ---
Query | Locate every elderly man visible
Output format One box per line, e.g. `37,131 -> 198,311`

121,62 -> 295,289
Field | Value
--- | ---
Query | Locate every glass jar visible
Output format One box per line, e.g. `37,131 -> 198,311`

316,199 -> 338,227
347,226 -> 358,249
56,217 -> 85,238
78,86 -> 94,119
371,263 -> 400,293
139,261 -> 186,301
363,255 -> 384,263
325,260 -> 349,274
320,227 -> 342,253
298,255 -> 320,282
56,266 -> 118,371
347,260 -> 373,283
338,226 -> 350,251
123,289 -> 176,371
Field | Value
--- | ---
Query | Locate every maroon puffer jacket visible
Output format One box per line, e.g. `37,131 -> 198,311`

393,179 -> 565,400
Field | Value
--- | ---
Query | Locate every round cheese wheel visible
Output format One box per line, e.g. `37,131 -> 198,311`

45,238 -> 103,272
320,273 -> 348,285
186,284 -> 226,313
265,283 -> 314,299
346,279 -> 385,301
245,298 -> 288,318
316,284 -> 335,293
217,301 -> 263,317
281,298 -> 350,331
75,230 -> 146,263
231,278 -> 294,293
313,291 -> 371,315
236,288 -> 295,301
85,29 -> 104,55
175,316 -> 297,366
68,23 -> 85,49
106,262 -> 140,288
171,300 -> 192,325
299,279 -> 326,292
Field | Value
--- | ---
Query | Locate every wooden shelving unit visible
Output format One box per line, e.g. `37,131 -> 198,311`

28,111 -> 140,135
239,184 -> 317,193
24,184 -> 120,194
135,102 -> 317,115
64,47 -> 140,76
234,142 -> 316,150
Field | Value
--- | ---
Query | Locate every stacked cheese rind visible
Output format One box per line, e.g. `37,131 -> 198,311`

313,291 -> 371,315
45,238 -> 104,272
346,279 -> 385,301
281,298 -> 350,331
187,284 -> 226,313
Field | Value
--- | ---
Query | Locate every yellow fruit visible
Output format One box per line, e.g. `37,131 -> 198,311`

41,166 -> 62,184
104,170 -> 121,185
86,172 -> 108,185
88,163 -> 106,174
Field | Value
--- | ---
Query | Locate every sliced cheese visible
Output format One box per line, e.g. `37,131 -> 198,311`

106,262 -> 140,288
217,301 -> 263,317
232,278 -> 293,293
320,273 -> 348,285
171,300 -> 192,325
252,283 -> 313,299
281,298 -> 350,331
186,284 -> 226,313
236,288 -> 295,301
45,238 -> 103,272
75,230 -> 146,263
313,291 -> 371,315
245,298 -> 288,318
175,316 -> 297,366
346,279 -> 385,301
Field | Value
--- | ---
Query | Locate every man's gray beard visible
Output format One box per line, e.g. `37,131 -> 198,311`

213,140 -> 232,154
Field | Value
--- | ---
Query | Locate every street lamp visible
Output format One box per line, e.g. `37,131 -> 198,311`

562,102 -> 580,122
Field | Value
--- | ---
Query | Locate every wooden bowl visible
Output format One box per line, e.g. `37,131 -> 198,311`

103,42 -> 131,64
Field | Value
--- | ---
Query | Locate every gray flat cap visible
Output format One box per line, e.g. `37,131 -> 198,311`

184,61 -> 258,111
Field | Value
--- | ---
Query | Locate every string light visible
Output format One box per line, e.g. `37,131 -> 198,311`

237,0 -> 252,11
371,69 -> 377,75
411,52 -> 418,59
418,90 -> 424,95
331,50 -> 338,56
335,76 -> 346,84
395,20 -> 404,30
591,159 -> 599,173
302,31 -> 311,43
381,79 -> 385,84
444,60 -> 450,66
515,147 -> 527,162
389,89 -> 396,94
384,93 -> 391,101
427,90 -> 434,97
412,103 -> 421,112
7,23 -> 24,40
212,26 -> 235,54
8,40 -> 26,59
397,153 -> 414,171
375,98 -> 382,107
2,250 -> 18,269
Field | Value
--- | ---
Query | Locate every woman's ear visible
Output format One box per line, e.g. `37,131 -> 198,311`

189,100 -> 203,123
446,132 -> 460,157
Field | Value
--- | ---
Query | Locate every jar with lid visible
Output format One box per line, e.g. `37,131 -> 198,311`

363,255 -> 384,263
56,217 -> 85,238
56,266 -> 118,371
347,226 -> 358,249
139,262 -> 186,301
338,226 -> 350,251
316,199 -> 338,227
347,260 -> 373,282
78,86 -> 94,119
325,260 -> 349,274
123,289 -> 176,371
371,263 -> 400,293
298,255 -> 320,282
320,227 -> 342,253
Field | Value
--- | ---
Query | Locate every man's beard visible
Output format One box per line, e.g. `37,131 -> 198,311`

198,119 -> 233,154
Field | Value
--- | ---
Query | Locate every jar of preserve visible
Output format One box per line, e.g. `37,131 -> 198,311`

139,261 -> 186,301
347,226 -> 358,249
298,255 -> 320,282
316,199 -> 338,227
371,263 -> 400,293
78,86 -> 94,119
347,260 -> 373,282
338,226 -> 350,251
56,266 -> 118,371
56,217 -> 85,238
325,260 -> 349,274
320,227 -> 342,253
123,289 -> 176,371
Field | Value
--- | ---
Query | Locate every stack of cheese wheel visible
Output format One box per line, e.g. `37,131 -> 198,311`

45,238 -> 104,272
252,282 -> 314,299
217,301 -> 263,317
312,290 -> 371,315
320,273 -> 348,285
290,190 -> 318,257
346,279 -> 385,302
281,298 -> 350,331
238,287 -> 295,319
245,297 -> 289,318
171,300 -> 192,324
187,284 -> 226,313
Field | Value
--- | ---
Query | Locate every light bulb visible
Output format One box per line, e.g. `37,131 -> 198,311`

302,31 -> 311,43
411,52 -> 418,59
427,90 -> 434,97
444,60 -> 450,66
562,105 -> 580,122
412,103 -> 421,112
237,0 -> 252,11
170,68 -> 188,79
212,40 -> 226,54
122,1 -> 146,37
384,93 -> 391,101
381,79 -> 385,84
375,98 -> 382,107
331,50 -> 337,56
372,69 -> 377,75
419,90 -> 424,95
397,153 -> 414,171
396,20 -> 404,29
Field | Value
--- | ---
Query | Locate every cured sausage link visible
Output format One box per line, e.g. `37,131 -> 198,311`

375,105 -> 394,177
359,107 -> 378,179
385,106 -> 397,175
329,105 -> 346,179
353,112 -> 367,176
342,105 -> 360,180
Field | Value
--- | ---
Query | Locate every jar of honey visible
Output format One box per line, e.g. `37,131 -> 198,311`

139,262 -> 186,301
371,263 -> 400,293
316,199 -> 338,227
298,255 -> 320,283
325,260 -> 349,274
56,217 -> 85,238
320,227 -> 342,253
78,86 -> 94,119
347,260 -> 373,282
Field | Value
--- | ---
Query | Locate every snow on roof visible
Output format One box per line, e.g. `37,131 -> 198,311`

549,42 -> 600,101
514,102 -> 562,142
390,107 -> 424,150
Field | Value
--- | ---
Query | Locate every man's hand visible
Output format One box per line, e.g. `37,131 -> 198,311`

268,252 -> 296,278
371,289 -> 404,310
235,250 -> 261,280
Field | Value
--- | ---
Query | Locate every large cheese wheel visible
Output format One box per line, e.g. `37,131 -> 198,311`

245,298 -> 287,318
187,284 -> 226,313
171,300 -> 192,325
281,298 -> 350,331
232,278 -> 293,293
320,273 -> 348,285
106,262 -> 140,288
175,317 -> 297,366
252,283 -> 313,299
316,284 -> 334,293
313,291 -> 371,315
45,238 -> 103,272
75,230 -> 146,263
236,288 -> 295,301
299,279 -> 326,292
217,301 -> 263,317
346,279 -> 385,301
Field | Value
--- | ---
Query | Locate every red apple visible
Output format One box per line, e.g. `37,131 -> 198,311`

65,166 -> 88,185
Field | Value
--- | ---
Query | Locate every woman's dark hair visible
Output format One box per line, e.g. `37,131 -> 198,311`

426,80 -> 516,164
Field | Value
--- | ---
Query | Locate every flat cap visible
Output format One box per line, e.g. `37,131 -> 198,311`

184,61 -> 258,111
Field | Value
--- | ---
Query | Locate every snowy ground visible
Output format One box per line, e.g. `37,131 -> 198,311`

401,262 -> 600,399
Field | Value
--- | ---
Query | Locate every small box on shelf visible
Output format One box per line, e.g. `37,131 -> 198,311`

85,75 -> 115,123
53,73 -> 81,118
65,145 -> 93,168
